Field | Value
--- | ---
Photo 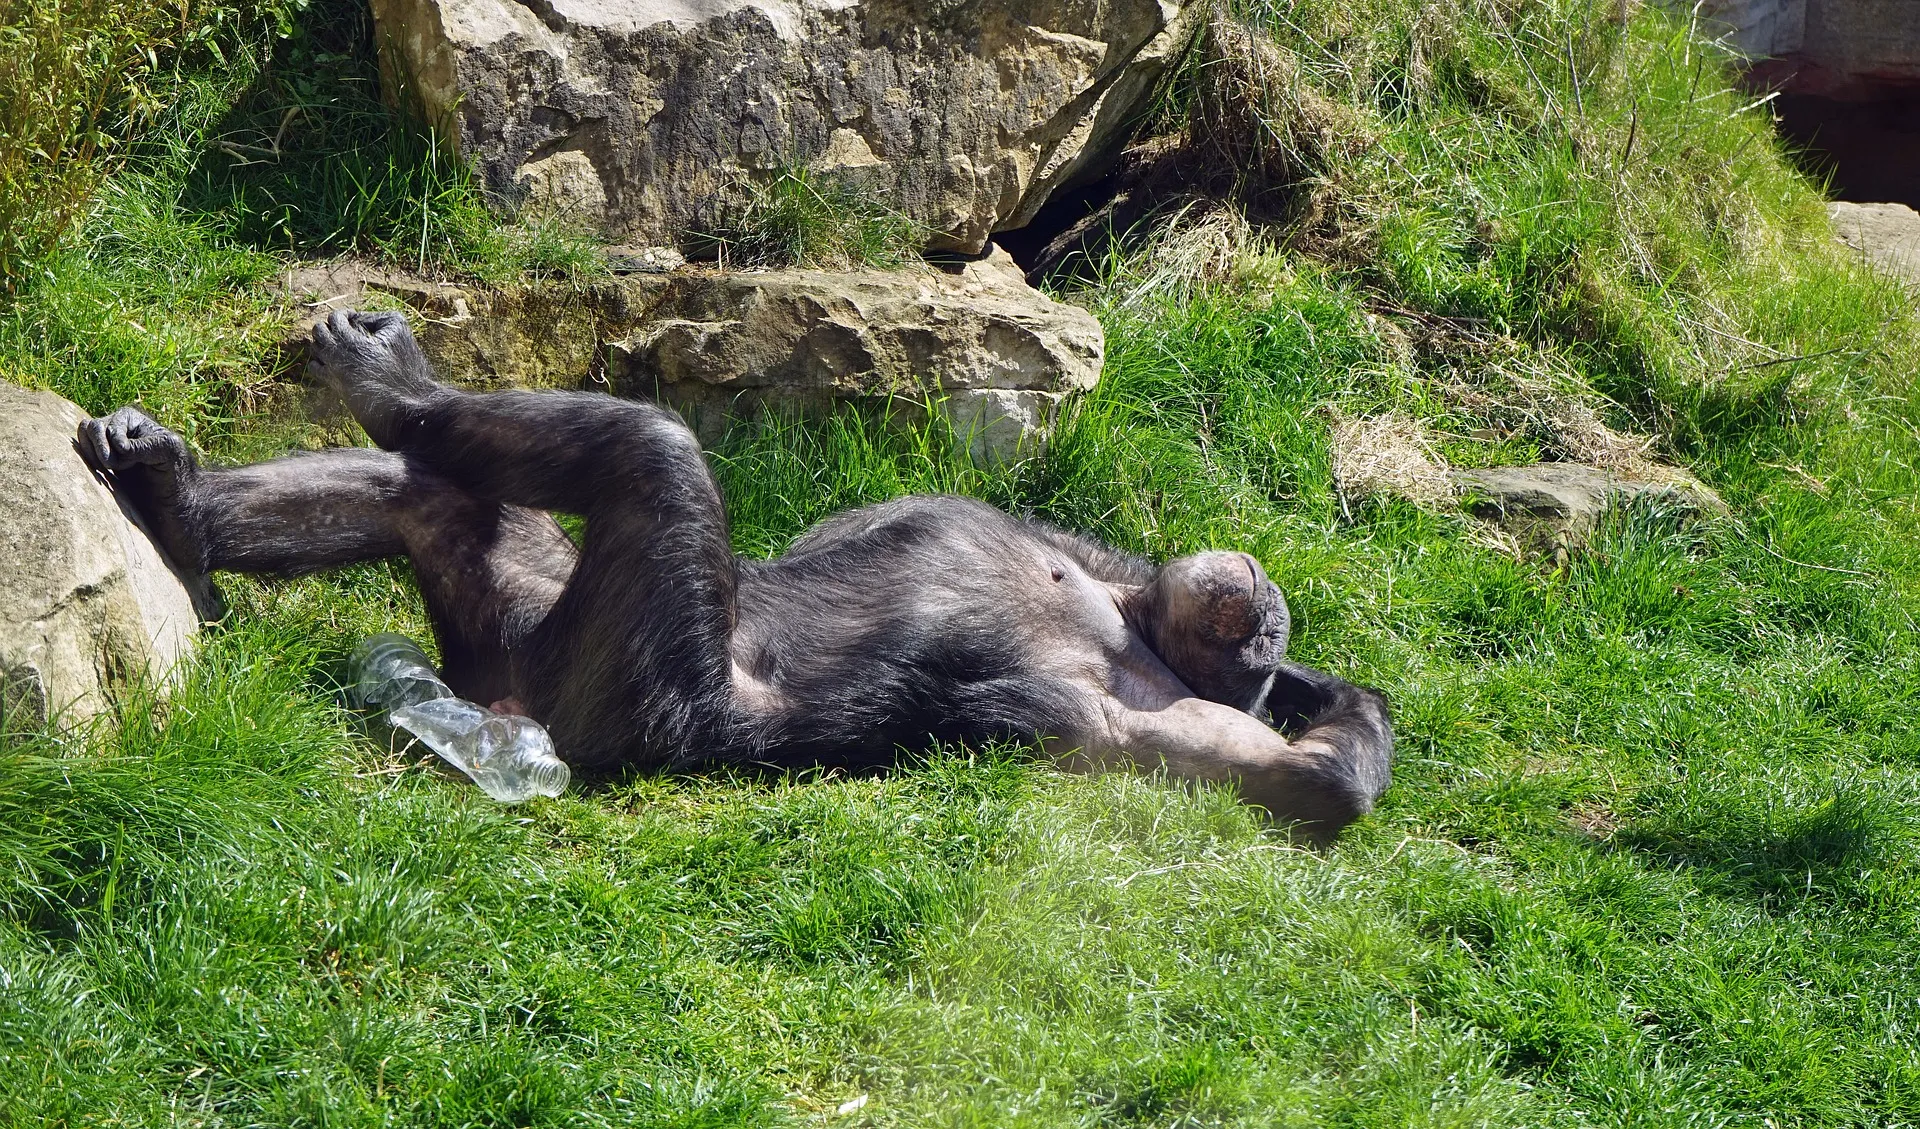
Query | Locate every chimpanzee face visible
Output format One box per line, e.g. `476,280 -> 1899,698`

1137,551 -> 1291,712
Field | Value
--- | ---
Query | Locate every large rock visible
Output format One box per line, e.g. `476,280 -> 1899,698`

1829,200 -> 1920,289
369,0 -> 1192,252
0,383 -> 205,726
282,250 -> 1103,460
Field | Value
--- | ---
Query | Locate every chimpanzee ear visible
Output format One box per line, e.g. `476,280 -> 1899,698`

1265,587 -> 1291,658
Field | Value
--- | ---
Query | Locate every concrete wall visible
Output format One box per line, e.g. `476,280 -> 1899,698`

1697,0 -> 1920,98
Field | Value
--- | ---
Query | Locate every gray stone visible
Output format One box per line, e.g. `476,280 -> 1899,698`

0,383 -> 205,726
369,0 -> 1192,253
280,249 -> 1104,460
1828,201 -> 1920,290
1454,462 -> 1725,557
607,244 -> 687,273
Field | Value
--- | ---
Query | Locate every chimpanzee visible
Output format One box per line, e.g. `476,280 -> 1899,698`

79,310 -> 1392,839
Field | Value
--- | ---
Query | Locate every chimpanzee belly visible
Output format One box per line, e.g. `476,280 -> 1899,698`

728,496 -> 1132,759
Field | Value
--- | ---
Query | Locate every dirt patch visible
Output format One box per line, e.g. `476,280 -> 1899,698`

1566,800 -> 1620,841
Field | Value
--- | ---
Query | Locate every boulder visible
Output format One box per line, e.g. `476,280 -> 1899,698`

1829,201 -> 1920,290
282,250 -> 1103,461
595,248 -> 1103,460
0,383 -> 206,726
1453,463 -> 1725,558
369,0 -> 1192,252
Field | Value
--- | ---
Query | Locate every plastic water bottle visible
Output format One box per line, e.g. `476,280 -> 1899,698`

348,633 -> 456,713
387,698 -> 571,803
346,633 -> 570,803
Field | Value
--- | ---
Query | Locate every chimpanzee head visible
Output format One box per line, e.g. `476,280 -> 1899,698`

1132,551 -> 1291,713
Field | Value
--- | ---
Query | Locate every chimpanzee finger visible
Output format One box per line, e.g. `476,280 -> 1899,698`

120,431 -> 176,465
325,308 -> 367,349
105,412 -> 133,457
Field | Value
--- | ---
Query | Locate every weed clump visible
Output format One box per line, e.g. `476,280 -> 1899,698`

699,167 -> 920,270
0,0 -> 298,290
1185,12 -> 1372,222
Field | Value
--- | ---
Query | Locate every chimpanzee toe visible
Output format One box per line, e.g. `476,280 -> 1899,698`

77,418 -> 112,473
76,408 -> 186,474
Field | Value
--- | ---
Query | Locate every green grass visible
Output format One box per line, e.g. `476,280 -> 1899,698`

0,0 -> 300,287
7,0 -> 1920,1125
695,167 -> 922,271
172,0 -> 604,282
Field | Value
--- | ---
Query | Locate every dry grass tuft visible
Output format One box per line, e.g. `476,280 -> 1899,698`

1103,205 -> 1296,309
1383,310 -> 1668,476
1186,12 -> 1373,221
1329,411 -> 1453,506
1437,360 -> 1660,474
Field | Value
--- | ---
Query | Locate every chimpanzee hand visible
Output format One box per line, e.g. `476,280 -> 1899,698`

307,309 -> 443,450
1265,661 -> 1339,736
1261,660 -> 1394,820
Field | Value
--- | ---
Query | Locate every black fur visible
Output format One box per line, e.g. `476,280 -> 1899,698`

80,309 -> 1394,835
1265,662 -> 1395,827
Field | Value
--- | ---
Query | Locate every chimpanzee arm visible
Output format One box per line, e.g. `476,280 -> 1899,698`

1120,698 -> 1384,841
78,406 -> 436,577
1058,662 -> 1392,842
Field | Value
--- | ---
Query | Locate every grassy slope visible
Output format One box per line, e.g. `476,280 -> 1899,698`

5,1 -> 1920,1125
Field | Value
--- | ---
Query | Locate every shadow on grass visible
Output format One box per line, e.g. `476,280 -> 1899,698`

1611,787 -> 1900,914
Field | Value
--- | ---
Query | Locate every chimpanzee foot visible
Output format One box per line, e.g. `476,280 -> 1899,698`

307,308 -> 445,450
76,407 -> 206,572
78,406 -> 191,480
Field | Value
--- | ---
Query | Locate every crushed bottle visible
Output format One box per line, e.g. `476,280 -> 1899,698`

346,632 -> 570,803
348,633 -> 455,713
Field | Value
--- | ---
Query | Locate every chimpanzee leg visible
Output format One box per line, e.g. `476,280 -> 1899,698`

308,309 -> 742,768
393,481 -> 576,706
77,410 -> 576,706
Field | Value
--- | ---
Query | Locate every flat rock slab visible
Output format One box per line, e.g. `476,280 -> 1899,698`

0,382 -> 206,725
370,0 -> 1190,252
1829,201 -> 1920,289
1454,462 -> 1725,556
281,250 -> 1103,461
